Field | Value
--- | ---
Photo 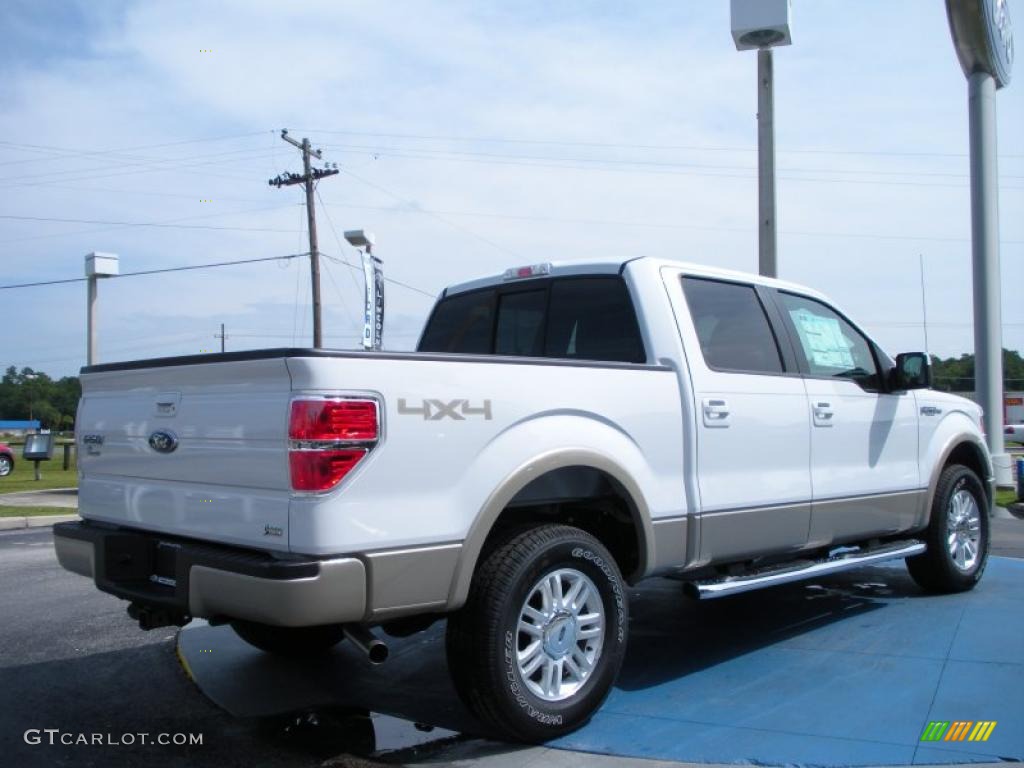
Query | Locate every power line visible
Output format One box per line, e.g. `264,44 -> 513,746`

332,146 -> 1024,191
298,128 -> 1024,161
0,144 -> 279,185
341,169 -> 523,259
319,200 -> 1024,247
320,251 -> 436,299
0,134 -> 274,174
0,253 -> 307,290
0,211 -> 300,233
320,141 -> 1024,182
314,186 -> 367,328
0,131 -> 270,164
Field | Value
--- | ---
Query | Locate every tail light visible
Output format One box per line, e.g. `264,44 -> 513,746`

289,398 -> 379,492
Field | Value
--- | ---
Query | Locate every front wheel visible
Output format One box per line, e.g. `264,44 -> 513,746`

446,524 -> 628,742
906,464 -> 990,593
230,620 -> 346,657
0,455 -> 12,477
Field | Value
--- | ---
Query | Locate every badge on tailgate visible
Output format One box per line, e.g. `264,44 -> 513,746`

148,430 -> 179,454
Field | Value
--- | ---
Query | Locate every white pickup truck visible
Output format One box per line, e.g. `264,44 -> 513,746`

55,257 -> 993,741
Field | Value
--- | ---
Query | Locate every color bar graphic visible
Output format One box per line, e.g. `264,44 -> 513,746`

920,721 -> 997,742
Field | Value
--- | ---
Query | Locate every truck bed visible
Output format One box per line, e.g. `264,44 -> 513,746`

76,348 -> 685,557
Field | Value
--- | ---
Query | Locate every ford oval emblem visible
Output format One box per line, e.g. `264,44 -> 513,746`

148,430 -> 179,454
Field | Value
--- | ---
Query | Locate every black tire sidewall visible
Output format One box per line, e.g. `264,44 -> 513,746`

0,456 -> 11,476
933,468 -> 989,584
492,533 -> 628,737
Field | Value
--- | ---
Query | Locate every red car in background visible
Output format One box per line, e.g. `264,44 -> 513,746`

0,443 -> 13,477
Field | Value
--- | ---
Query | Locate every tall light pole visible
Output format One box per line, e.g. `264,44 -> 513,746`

731,0 -> 792,278
84,252 -> 119,366
946,0 -> 1014,486
344,230 -> 384,351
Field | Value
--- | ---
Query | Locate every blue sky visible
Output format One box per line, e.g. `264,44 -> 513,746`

0,0 -> 1021,377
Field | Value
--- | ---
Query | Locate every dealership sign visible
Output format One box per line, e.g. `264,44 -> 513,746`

947,0 -> 1014,87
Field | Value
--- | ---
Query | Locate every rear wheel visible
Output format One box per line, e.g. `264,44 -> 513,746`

906,464 -> 989,593
230,620 -> 346,657
0,455 -> 12,477
446,524 -> 628,742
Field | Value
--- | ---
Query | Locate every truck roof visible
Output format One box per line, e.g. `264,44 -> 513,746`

443,255 -> 829,302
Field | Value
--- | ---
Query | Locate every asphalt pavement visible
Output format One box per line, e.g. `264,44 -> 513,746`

2,520 -> 1022,768
0,527 -> 343,768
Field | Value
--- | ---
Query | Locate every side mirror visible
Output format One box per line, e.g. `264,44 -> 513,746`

892,352 -> 931,391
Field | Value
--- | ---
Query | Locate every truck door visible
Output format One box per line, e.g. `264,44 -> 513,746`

672,275 -> 812,563
771,290 -> 921,545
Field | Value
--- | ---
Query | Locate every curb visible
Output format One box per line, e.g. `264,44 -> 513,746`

0,513 -> 80,531
0,487 -> 78,495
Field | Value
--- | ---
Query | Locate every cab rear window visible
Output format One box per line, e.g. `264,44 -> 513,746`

418,277 -> 646,364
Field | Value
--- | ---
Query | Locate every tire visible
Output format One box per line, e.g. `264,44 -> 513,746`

230,620 -> 346,657
446,524 -> 628,742
906,464 -> 990,593
0,455 -> 11,477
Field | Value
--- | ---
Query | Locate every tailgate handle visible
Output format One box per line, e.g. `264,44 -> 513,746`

154,392 -> 181,417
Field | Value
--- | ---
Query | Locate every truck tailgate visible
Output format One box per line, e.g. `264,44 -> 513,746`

76,358 -> 293,551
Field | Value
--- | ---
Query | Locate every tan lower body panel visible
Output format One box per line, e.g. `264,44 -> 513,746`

700,502 -> 811,563
364,543 -> 462,620
806,489 -> 927,548
188,559 -> 366,627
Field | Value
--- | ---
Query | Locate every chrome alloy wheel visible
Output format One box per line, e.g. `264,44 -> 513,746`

947,488 -> 982,572
516,568 -> 604,702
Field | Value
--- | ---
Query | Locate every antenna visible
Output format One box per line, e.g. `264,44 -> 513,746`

919,253 -> 930,358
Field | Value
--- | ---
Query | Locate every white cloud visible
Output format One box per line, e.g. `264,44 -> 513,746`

0,0 -> 1021,377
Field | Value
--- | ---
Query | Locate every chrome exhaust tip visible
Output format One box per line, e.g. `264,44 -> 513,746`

343,624 -> 389,664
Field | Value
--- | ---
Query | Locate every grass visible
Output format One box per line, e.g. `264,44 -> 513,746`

0,505 -> 75,518
996,488 -> 1019,508
0,455 -> 78,493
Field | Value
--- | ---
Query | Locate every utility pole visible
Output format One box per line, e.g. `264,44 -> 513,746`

269,130 -> 339,348
215,323 -> 228,353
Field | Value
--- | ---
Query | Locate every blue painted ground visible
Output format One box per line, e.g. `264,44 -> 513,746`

180,556 -> 1024,766
551,557 -> 1024,765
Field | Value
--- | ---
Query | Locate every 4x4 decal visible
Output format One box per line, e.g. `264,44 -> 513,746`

397,398 -> 492,421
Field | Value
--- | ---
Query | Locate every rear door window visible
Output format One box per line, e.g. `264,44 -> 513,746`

495,289 -> 547,356
682,277 -> 784,374
544,278 -> 645,363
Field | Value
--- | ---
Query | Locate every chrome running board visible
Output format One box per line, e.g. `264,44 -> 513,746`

683,540 -> 926,600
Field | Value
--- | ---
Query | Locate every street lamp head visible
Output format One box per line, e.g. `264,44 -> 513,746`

731,0 -> 792,51
344,230 -> 376,250
84,252 -> 119,278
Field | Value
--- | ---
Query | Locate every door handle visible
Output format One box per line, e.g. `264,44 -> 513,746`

813,401 -> 834,426
703,398 -> 730,427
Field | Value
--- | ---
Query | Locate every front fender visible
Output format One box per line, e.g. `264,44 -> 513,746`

920,412 -> 992,528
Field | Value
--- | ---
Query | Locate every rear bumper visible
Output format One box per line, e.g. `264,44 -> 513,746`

53,521 -> 366,627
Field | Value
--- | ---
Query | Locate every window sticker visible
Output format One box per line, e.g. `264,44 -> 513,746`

790,308 -> 854,369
